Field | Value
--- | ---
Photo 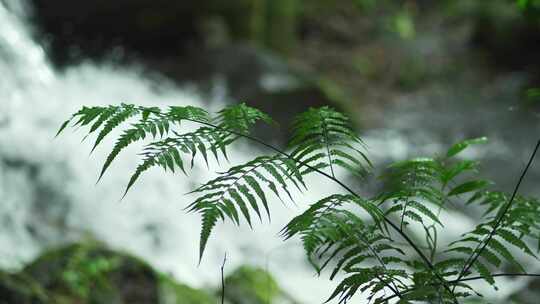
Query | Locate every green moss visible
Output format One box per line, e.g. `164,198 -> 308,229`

15,241 -> 220,304
23,241 -> 159,304
158,274 -> 215,304
9,242 -> 297,304
224,266 -> 280,304
390,11 -> 416,39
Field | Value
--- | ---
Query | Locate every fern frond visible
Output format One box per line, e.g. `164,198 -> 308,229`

56,105 -> 114,137
58,101 -> 540,304
326,267 -> 408,304
380,158 -> 445,230
289,107 -> 371,178
447,199 -> 540,290
91,104 -> 140,152
123,126 -> 230,196
215,102 -> 275,134
97,116 -> 166,181
187,154 -> 305,261
281,195 -> 406,301
58,103 -> 275,186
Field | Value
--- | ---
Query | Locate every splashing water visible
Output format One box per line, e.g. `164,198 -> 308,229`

0,1 -> 344,302
2,1 -> 539,302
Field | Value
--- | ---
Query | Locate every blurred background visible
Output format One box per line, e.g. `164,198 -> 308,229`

1,0 -> 540,303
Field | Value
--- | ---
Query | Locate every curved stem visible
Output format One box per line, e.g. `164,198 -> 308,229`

221,252 -> 227,304
455,139 -> 540,290
187,118 -> 456,301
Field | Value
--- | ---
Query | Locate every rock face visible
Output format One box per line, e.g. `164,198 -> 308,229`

0,242 -> 297,304
30,0 -> 204,63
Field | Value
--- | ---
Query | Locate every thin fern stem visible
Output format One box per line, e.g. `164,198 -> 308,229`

182,117 -> 457,301
352,231 -> 404,299
221,252 -> 227,304
320,111 -> 336,178
454,139 -> 540,291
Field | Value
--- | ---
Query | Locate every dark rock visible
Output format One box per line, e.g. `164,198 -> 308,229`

29,0 -> 298,64
30,0 -> 205,64
0,271 -> 47,304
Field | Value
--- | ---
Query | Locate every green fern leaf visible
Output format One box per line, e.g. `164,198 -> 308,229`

487,238 -> 525,272
448,180 -> 492,197
289,106 -> 370,178
92,104 -> 138,152
446,137 -> 488,158
497,229 -> 536,257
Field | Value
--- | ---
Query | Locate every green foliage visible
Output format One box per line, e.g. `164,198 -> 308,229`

223,265 -> 281,304
158,275 -> 215,304
59,103 -> 540,303
58,246 -> 120,299
517,0 -> 540,17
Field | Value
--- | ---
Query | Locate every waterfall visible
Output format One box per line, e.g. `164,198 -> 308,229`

2,1 -> 538,302
0,1 -> 340,302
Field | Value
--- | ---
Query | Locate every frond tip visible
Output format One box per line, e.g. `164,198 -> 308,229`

289,106 -> 371,178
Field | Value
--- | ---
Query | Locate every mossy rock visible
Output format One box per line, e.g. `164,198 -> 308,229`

224,266 -> 297,304
21,242 -> 216,304
15,242 -> 298,304
22,242 -> 159,303
0,270 -> 47,304
158,274 -> 215,304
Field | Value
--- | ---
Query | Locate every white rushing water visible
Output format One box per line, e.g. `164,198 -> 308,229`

0,1 -> 347,302
1,1 -> 537,302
